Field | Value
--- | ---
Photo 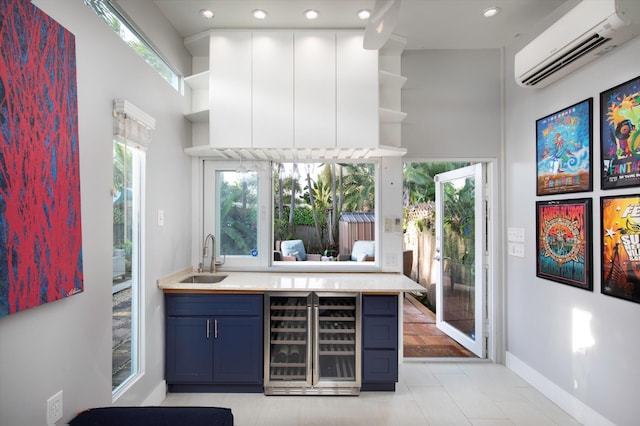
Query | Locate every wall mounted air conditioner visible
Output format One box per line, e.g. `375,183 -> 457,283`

515,0 -> 640,88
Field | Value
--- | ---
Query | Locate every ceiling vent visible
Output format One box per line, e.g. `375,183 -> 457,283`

515,0 -> 640,88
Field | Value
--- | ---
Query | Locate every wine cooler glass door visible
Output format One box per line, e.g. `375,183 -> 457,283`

268,295 -> 312,387
315,294 -> 360,385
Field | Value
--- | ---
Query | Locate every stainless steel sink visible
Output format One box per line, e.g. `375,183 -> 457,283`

179,274 -> 228,284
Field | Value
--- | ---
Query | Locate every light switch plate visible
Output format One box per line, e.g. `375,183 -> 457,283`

508,242 -> 525,257
507,228 -> 525,242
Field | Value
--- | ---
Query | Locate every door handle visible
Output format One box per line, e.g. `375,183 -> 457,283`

206,319 -> 210,339
214,319 -> 218,339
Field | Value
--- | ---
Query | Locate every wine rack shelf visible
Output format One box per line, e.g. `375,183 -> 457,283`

265,293 -> 360,394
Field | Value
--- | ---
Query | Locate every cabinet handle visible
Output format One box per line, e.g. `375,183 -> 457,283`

313,305 -> 319,385
214,319 -> 218,339
206,319 -> 210,339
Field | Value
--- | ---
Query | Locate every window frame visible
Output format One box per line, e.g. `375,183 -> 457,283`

112,141 -> 146,399
202,161 -> 270,270
84,0 -> 181,91
201,159 -> 381,272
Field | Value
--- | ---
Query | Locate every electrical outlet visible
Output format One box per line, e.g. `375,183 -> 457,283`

384,253 -> 398,266
47,390 -> 63,425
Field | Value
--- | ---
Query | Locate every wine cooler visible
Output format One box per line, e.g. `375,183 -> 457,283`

264,292 -> 361,395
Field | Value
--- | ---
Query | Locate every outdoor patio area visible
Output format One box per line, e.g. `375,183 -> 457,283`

403,293 -> 476,358
112,282 -> 132,389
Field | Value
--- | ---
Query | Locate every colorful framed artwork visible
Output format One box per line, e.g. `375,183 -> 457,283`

601,195 -> 640,304
600,75 -> 640,189
0,1 -> 83,317
536,98 -> 593,196
536,198 -> 592,290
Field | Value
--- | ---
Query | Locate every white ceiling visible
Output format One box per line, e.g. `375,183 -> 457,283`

148,0 -> 570,50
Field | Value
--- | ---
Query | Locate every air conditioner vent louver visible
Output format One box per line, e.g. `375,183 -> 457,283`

522,35 -> 611,86
515,0 -> 640,88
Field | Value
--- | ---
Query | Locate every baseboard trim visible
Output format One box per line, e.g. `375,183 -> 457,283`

142,380 -> 167,406
505,352 -> 613,426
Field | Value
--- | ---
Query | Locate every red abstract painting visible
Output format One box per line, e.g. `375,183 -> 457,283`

0,0 -> 83,317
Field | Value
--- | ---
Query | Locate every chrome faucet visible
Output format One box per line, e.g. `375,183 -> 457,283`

203,233 -> 225,273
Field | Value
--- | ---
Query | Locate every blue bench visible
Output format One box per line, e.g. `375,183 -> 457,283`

69,406 -> 233,425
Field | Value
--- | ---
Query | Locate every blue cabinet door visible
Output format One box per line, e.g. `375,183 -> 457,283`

165,293 -> 263,389
362,349 -> 397,382
166,317 -> 214,383
363,316 -> 399,348
213,316 -> 263,384
361,295 -> 398,390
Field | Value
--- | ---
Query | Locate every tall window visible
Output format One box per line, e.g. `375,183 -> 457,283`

112,141 -> 144,391
112,100 -> 154,395
84,0 -> 180,90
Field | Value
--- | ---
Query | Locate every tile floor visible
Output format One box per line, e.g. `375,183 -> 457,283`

162,362 -> 581,425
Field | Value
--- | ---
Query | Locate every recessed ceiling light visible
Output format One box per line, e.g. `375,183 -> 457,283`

357,9 -> 371,20
252,9 -> 268,20
200,9 -> 214,19
304,9 -> 319,20
483,7 -> 501,18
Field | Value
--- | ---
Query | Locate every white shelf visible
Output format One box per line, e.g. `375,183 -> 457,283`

185,109 -> 208,123
377,34 -> 406,148
379,70 -> 407,91
185,71 -> 210,123
379,70 -> 406,112
379,34 -> 408,57
184,70 -> 209,90
379,107 -> 407,123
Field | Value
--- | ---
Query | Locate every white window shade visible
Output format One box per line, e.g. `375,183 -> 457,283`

113,99 -> 156,150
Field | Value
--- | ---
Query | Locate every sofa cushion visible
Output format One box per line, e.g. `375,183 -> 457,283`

69,407 -> 233,426
280,239 -> 307,261
351,240 -> 375,261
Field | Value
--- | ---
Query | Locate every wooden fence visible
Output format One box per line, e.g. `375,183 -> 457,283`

403,202 -> 437,290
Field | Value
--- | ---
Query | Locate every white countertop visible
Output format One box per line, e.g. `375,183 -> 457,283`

158,269 -> 426,293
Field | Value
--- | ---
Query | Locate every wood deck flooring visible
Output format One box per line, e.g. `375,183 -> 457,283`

403,293 -> 476,358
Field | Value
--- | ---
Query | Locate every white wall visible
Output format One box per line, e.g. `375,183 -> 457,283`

0,1 -> 192,424
504,26 -> 640,426
380,157 -> 405,272
402,49 -> 502,159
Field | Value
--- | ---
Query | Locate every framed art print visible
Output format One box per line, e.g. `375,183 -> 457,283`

601,195 -> 640,304
0,0 -> 83,317
600,75 -> 640,189
536,98 -> 593,196
536,198 -> 592,290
